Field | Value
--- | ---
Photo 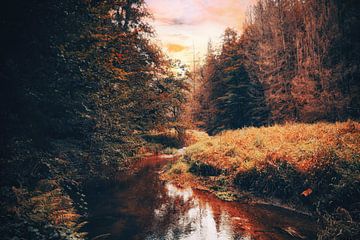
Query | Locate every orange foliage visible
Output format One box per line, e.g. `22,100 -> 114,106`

185,121 -> 360,174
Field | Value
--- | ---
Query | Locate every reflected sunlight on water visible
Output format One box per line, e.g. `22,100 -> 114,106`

147,183 -> 249,240
85,155 -> 317,240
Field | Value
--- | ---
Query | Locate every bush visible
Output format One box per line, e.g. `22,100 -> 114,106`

189,161 -> 222,176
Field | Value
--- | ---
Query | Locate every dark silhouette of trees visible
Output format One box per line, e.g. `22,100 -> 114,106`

0,0 -> 188,238
194,28 -> 269,134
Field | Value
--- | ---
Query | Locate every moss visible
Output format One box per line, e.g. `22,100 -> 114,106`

215,191 -> 238,202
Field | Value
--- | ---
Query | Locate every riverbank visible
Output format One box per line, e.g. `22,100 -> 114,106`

161,121 -> 360,239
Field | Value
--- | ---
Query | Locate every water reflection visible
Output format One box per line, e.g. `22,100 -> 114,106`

149,183 -> 237,240
165,183 -> 193,202
84,155 -> 317,240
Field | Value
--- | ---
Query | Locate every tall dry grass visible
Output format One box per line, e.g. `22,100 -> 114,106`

180,121 -> 360,239
185,120 -> 360,174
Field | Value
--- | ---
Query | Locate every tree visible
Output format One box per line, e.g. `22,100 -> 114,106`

195,28 -> 268,134
0,0 -> 190,237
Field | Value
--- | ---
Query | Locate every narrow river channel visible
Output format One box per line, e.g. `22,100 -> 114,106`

84,155 -> 317,240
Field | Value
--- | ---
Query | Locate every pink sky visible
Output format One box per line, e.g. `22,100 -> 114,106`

146,0 -> 255,67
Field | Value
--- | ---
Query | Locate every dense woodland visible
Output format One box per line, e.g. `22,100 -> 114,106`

194,0 -> 360,133
0,0 -> 188,238
1,0 -> 360,239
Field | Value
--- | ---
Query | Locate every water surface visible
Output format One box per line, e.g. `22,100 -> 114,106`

84,155 -> 317,240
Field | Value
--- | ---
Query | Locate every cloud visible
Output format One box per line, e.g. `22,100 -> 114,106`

148,0 -> 255,30
168,33 -> 189,40
146,0 -> 256,64
156,17 -> 187,26
191,0 -> 255,30
166,43 -> 189,53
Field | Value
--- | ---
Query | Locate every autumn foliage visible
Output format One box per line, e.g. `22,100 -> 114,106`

194,0 -> 360,133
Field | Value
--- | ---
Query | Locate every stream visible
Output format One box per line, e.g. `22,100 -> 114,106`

84,154 -> 318,240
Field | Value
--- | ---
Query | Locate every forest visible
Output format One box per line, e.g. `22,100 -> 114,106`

0,0 -> 359,240
0,0 -> 189,238
194,0 -> 360,133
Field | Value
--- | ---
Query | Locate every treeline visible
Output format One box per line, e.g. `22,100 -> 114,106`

194,0 -> 360,134
0,0 -> 187,238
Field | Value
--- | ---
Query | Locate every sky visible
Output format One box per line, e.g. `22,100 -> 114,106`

146,0 -> 256,67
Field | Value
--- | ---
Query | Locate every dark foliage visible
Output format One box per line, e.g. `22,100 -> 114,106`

189,161 -> 222,176
0,0 -> 188,238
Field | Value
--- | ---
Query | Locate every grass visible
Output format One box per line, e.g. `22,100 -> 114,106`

163,120 -> 360,239
139,129 -> 210,155
185,121 -> 360,174
183,129 -> 210,146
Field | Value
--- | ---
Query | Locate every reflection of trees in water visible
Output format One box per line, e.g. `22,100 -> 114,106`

148,184 -> 196,238
148,184 -> 237,240
84,164 -> 174,240
84,156 -> 241,239
85,158 -> 317,240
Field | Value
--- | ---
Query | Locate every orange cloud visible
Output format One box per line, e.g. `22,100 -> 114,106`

146,0 -> 256,64
166,43 -> 189,53
192,0 -> 256,30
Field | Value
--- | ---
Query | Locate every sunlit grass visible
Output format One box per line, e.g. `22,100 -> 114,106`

163,121 -> 360,238
185,120 -> 360,174
168,161 -> 189,175
184,129 -> 210,146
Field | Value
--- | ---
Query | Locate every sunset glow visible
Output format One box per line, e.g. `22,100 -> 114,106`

146,0 -> 255,66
